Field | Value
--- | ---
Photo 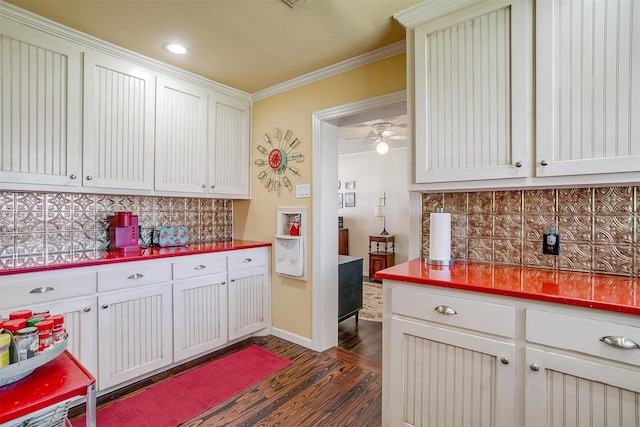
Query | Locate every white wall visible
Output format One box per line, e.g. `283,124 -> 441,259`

338,147 -> 409,277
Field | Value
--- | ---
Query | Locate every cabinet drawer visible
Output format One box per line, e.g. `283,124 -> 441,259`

173,254 -> 226,280
97,262 -> 171,292
0,271 -> 95,308
526,310 -> 640,367
227,248 -> 267,271
391,287 -> 516,338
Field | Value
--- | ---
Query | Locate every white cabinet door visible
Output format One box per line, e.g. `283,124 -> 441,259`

173,273 -> 228,361
155,76 -> 209,194
1,296 -> 96,380
525,347 -> 640,427
83,52 -> 155,190
97,283 -> 172,390
227,266 -> 270,341
209,92 -> 251,198
388,318 -> 516,427
414,0 -> 532,184
0,19 -> 82,188
536,0 -> 640,178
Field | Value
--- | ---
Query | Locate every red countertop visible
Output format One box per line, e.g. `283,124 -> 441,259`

0,240 -> 271,276
375,258 -> 640,316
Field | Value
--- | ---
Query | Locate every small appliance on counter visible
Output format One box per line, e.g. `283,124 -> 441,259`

154,226 -> 190,247
109,211 -> 140,253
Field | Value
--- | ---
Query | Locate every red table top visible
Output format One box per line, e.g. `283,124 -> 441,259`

0,240 -> 271,276
0,350 -> 95,424
375,259 -> 640,316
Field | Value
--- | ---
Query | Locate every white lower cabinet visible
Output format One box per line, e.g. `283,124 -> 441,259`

525,347 -> 640,427
383,280 -> 640,427
97,282 -> 173,390
228,266 -> 270,341
173,273 -> 228,361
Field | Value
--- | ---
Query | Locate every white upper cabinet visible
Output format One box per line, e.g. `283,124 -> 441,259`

154,76 -> 210,194
536,0 -> 640,178
0,18 -> 82,188
209,93 -> 251,198
414,0 -> 532,184
83,52 -> 156,191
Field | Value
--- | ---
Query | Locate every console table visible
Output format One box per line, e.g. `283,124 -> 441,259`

368,235 -> 395,280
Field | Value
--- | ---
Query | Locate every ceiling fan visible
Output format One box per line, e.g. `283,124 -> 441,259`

372,122 -> 391,155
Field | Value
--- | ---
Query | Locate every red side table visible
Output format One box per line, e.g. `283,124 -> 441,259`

0,350 -> 96,426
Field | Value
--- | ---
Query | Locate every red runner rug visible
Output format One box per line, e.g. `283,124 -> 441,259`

72,345 -> 291,427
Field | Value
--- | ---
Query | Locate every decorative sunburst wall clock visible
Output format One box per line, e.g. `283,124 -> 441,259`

255,127 -> 304,192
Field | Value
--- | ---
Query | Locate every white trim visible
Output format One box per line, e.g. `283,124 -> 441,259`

271,327 -> 314,349
311,91 -> 406,352
393,0 -> 486,29
0,1 -> 251,102
252,41 -> 406,101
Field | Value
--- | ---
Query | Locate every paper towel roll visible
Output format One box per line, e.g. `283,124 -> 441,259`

429,211 -> 451,261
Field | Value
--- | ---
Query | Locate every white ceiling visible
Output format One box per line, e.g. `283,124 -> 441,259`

4,0 -> 425,94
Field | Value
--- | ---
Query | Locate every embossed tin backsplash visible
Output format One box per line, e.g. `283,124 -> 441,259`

0,192 -> 233,262
422,186 -> 640,277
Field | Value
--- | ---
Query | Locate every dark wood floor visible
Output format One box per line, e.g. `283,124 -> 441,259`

70,334 -> 382,426
338,317 -> 382,361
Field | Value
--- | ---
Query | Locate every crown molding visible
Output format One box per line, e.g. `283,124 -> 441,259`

0,1 -> 251,102
393,0 -> 486,29
252,40 -> 406,102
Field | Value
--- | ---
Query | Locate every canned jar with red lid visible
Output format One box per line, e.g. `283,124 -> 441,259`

4,318 -> 27,333
49,315 -> 66,343
9,310 -> 33,320
35,320 -> 55,352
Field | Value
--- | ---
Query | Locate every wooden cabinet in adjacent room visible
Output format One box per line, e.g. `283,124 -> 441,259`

369,235 -> 395,279
338,228 -> 349,255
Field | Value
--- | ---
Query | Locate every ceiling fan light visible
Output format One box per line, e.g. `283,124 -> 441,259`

376,141 -> 389,155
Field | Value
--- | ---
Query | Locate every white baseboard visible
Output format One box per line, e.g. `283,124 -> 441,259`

271,327 -> 314,350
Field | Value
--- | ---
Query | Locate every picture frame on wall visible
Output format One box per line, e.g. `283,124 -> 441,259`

338,193 -> 343,209
345,192 -> 355,207
345,181 -> 355,190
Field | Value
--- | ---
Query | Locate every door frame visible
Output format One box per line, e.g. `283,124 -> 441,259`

310,90 -> 409,351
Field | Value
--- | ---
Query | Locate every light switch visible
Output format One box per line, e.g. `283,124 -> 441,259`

296,184 -> 310,198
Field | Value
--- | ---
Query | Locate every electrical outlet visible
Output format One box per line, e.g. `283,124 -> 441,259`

542,233 -> 560,255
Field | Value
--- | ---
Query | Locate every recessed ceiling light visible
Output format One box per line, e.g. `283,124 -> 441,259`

165,43 -> 188,55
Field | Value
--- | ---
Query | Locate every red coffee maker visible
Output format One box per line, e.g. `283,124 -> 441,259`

109,211 -> 140,253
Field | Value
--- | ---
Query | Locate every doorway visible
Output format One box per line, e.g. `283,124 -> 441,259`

310,90 -> 409,352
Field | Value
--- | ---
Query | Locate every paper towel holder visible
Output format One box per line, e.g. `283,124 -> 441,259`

425,207 -> 455,266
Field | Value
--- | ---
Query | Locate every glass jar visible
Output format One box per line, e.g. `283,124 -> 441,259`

15,326 -> 38,360
49,315 -> 66,343
35,320 -> 54,352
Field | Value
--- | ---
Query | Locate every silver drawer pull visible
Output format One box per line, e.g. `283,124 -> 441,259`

30,286 -> 54,294
530,363 -> 540,372
194,265 -> 207,271
600,336 -> 640,350
243,258 -> 252,263
83,307 -> 91,313
435,305 -> 457,315
127,273 -> 144,280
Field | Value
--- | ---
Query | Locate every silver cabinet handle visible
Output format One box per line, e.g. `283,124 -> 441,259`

243,258 -> 252,263
127,273 -> 144,280
515,161 -> 523,168
101,304 -> 109,309
530,363 -> 540,372
435,305 -> 457,315
600,336 -> 640,350
201,184 -> 206,188
83,307 -> 91,313
86,175 -> 93,180
221,281 -> 226,285
70,174 -> 77,179
210,185 -> 215,189
540,160 -> 549,166
194,265 -> 207,271
230,279 -> 235,283
30,286 -> 54,294
500,357 -> 509,365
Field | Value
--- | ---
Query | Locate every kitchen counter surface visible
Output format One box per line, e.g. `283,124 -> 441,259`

0,240 -> 271,276
376,258 -> 640,316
